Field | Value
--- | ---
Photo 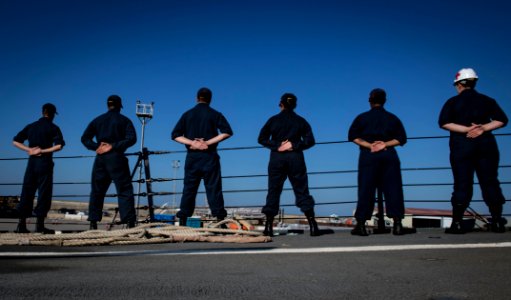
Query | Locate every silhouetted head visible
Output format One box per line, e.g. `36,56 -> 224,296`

280,93 -> 297,110
197,87 -> 212,104
107,95 -> 123,110
369,88 -> 386,106
42,103 -> 58,119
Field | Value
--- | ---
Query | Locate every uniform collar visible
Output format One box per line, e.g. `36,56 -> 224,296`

460,88 -> 477,95
39,116 -> 52,122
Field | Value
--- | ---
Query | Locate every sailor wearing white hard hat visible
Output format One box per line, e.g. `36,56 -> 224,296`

439,68 -> 508,234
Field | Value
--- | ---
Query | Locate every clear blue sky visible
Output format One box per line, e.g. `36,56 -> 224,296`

1,0 -> 510,217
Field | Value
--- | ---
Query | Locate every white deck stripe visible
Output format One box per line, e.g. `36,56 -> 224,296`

1,242 -> 511,258
184,242 -> 511,255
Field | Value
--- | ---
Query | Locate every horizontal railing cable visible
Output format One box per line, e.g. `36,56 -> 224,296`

1,165 -> 510,186
1,134 -> 509,215
47,181 -> 511,199
1,133 -> 509,161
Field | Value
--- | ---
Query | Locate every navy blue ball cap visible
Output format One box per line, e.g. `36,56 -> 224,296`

42,103 -> 58,115
107,95 -> 123,108
197,87 -> 212,102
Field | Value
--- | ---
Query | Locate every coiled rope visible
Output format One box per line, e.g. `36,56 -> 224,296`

0,219 -> 271,247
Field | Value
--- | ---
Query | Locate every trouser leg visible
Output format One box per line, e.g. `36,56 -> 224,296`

355,151 -> 377,221
262,154 -> 287,217
88,157 -> 111,222
177,154 -> 201,219
474,143 -> 506,215
33,160 -> 54,218
17,160 -> 37,218
381,150 -> 405,219
449,146 -> 474,212
35,160 -> 55,233
476,154 -> 506,233
446,143 -> 472,234
203,153 -> 227,219
474,141 -> 507,233
108,155 -> 136,224
288,153 -> 315,214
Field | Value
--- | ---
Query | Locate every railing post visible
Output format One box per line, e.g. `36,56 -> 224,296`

142,147 -> 155,222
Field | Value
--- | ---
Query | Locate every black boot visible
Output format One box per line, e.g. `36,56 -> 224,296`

127,220 -> 136,228
445,221 -> 465,234
351,219 -> 369,236
14,218 -> 30,233
263,215 -> 274,237
217,217 -> 228,229
393,218 -> 404,236
36,217 -> 55,234
445,206 -> 466,234
90,221 -> 98,230
490,205 -> 506,233
305,210 -> 321,236
179,216 -> 187,226
490,219 -> 506,233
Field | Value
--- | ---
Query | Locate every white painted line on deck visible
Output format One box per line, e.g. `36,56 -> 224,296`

182,242 -> 511,256
1,242 -> 511,258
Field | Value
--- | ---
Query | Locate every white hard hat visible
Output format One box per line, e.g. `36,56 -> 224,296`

454,68 -> 478,84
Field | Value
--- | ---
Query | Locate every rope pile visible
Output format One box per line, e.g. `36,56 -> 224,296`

0,219 -> 271,247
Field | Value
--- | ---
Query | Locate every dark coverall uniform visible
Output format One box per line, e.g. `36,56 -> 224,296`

348,106 -> 407,221
13,117 -> 65,218
81,109 -> 137,224
171,103 -> 233,219
258,110 -> 316,217
438,89 -> 508,217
